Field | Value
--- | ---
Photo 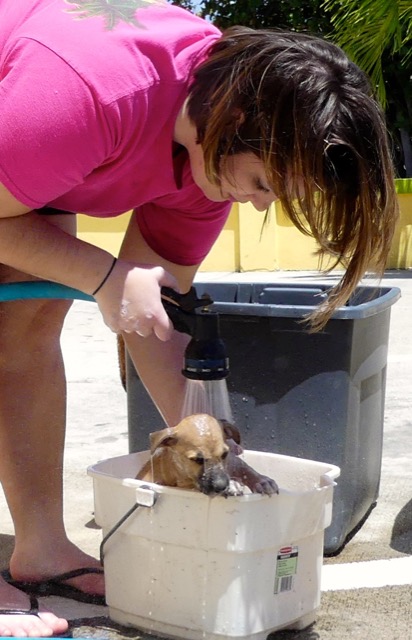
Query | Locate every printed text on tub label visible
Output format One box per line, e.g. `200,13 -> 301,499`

274,546 -> 298,594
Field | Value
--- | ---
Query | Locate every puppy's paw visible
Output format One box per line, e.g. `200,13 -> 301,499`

251,475 -> 279,496
225,454 -> 278,496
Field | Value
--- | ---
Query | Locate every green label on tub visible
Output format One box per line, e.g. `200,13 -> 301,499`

274,545 -> 298,594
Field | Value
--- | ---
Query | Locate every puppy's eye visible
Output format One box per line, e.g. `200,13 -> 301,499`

192,454 -> 205,465
222,450 -> 229,460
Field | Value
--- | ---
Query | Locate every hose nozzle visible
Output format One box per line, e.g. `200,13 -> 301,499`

161,287 -> 229,381
182,312 -> 229,380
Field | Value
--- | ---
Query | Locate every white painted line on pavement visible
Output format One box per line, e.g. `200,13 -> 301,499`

387,354 -> 412,362
321,556 -> 412,591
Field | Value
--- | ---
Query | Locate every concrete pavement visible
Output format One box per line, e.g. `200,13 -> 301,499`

0,269 -> 411,639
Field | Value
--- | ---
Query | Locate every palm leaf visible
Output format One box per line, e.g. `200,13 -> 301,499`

322,0 -> 412,106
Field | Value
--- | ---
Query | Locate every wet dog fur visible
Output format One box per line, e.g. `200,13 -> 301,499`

136,413 -> 278,496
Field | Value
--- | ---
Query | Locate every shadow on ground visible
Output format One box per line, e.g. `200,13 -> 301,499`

70,619 -> 322,640
269,627 -> 320,639
391,498 -> 412,554
0,533 -> 13,569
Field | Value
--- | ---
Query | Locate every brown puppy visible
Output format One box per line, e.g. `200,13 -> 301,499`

136,413 -> 278,496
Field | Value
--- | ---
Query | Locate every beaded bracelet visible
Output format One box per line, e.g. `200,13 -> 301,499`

92,257 -> 117,296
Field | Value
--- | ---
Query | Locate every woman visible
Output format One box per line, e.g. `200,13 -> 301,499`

0,0 -> 397,636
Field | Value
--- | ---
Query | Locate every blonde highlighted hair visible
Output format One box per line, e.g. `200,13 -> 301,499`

187,27 -> 399,330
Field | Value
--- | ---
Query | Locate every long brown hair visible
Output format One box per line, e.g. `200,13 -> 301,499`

187,27 -> 399,330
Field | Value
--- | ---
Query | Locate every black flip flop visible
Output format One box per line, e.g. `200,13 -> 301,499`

1,592 -> 41,616
0,593 -> 72,637
2,567 -> 106,606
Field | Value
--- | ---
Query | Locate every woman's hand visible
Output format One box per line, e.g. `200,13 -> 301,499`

94,259 -> 179,341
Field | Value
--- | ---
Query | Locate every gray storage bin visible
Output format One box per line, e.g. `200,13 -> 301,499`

126,281 -> 400,554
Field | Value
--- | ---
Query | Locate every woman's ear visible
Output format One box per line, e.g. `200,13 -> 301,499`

233,109 -> 245,130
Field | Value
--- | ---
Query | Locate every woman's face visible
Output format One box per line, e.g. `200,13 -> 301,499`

220,153 -> 278,210
190,150 -> 277,211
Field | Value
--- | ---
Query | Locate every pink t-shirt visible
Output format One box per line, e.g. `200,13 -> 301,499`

0,0 -> 231,265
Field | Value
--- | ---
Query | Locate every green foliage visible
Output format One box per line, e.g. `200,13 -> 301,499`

184,0 -> 333,33
171,0 -> 198,11
322,0 -> 412,107
321,0 -> 412,175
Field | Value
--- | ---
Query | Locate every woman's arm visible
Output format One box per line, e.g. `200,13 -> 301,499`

0,185 -> 114,293
118,211 -> 200,427
0,183 -> 177,339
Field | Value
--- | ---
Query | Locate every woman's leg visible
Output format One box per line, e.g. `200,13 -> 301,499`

0,214 -> 103,637
119,213 -> 198,428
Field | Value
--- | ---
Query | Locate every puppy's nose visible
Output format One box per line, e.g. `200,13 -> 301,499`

198,467 -> 230,496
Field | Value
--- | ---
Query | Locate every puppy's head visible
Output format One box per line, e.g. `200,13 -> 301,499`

149,414 -> 231,495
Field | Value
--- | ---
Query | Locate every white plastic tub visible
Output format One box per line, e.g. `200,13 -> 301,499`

88,450 -> 339,640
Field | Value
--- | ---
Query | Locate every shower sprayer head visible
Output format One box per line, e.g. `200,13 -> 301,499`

161,286 -> 229,381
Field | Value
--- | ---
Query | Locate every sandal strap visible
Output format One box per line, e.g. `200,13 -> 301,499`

47,567 -> 104,584
0,594 -> 39,616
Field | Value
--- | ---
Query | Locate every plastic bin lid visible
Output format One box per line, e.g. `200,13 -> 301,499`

194,282 -> 401,320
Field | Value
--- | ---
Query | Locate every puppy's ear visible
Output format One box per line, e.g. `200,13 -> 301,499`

220,419 -> 241,445
149,428 -> 178,453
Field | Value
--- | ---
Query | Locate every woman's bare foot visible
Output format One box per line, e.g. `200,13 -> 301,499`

0,577 -> 69,638
9,540 -> 105,598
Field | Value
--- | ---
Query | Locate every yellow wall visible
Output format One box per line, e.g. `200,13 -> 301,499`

387,192 -> 412,269
77,211 -> 132,257
201,204 -> 280,271
200,201 -> 339,271
201,205 -> 240,272
77,185 -> 412,271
